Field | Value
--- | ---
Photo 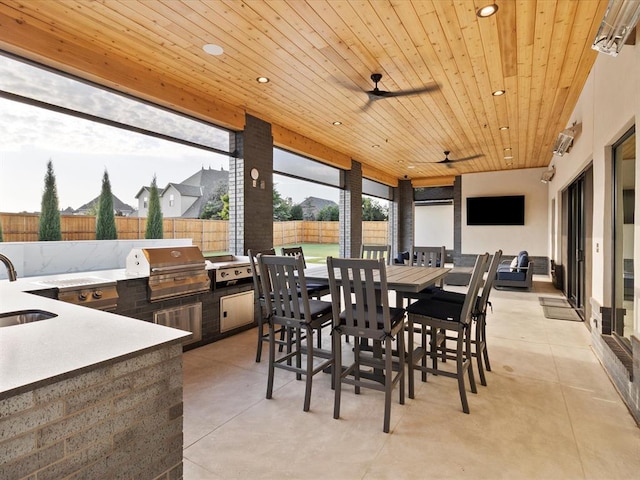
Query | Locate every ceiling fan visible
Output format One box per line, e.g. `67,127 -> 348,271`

437,151 -> 483,168
361,73 -> 438,110
366,73 -> 438,98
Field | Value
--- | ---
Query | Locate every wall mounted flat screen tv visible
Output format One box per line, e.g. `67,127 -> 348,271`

466,195 -> 525,225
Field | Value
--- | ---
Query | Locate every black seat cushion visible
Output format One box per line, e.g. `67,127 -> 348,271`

406,298 -> 463,322
338,305 -> 405,330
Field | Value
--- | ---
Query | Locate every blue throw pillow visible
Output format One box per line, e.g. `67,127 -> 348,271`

517,251 -> 529,272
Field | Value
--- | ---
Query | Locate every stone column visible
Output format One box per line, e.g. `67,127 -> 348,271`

391,179 -> 414,259
339,160 -> 362,258
229,114 -> 273,255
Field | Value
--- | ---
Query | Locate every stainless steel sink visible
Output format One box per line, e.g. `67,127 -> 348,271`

0,310 -> 58,328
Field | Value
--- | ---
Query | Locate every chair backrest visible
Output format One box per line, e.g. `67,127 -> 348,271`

327,256 -> 392,338
248,248 -> 275,303
360,244 -> 391,264
258,253 -> 310,322
281,246 -> 307,268
411,246 -> 446,267
459,253 -> 489,325
476,250 -> 502,314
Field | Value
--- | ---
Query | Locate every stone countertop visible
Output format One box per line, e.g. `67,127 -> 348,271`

0,269 -> 190,399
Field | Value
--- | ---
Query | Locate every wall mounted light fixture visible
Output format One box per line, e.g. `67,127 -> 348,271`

592,0 -> 640,56
553,123 -> 582,156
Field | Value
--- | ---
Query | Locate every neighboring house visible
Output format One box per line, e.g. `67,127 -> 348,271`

135,167 -> 229,218
297,196 -> 338,220
74,194 -> 135,217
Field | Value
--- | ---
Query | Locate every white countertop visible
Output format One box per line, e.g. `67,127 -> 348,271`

0,269 -> 190,399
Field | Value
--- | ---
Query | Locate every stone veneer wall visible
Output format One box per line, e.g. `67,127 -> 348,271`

590,298 -> 640,425
0,343 -> 184,479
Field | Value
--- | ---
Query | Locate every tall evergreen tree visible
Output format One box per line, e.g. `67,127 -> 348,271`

96,169 -> 117,240
145,174 -> 163,239
38,159 -> 62,241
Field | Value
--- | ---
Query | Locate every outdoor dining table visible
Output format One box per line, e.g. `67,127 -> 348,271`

303,263 -> 451,308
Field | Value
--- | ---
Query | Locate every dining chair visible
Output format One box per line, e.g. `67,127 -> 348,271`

429,250 -> 502,386
406,252 -> 489,414
281,246 -> 331,299
397,245 -> 447,308
360,244 -> 391,264
248,248 -> 277,363
281,246 -> 331,350
257,253 -> 334,412
327,256 -> 406,433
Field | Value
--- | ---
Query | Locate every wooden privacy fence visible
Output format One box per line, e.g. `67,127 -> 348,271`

0,213 -> 388,252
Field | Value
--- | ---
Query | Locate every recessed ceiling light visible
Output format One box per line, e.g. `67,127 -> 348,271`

504,156 -> 514,160
492,89 -> 506,96
499,126 -> 509,131
203,44 -> 224,56
477,4 -> 499,18
256,77 -> 270,84
504,147 -> 512,151
332,121 -> 342,126
408,165 -> 416,169
372,144 -> 380,148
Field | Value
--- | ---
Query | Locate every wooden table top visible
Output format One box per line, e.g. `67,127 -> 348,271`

304,264 -> 450,294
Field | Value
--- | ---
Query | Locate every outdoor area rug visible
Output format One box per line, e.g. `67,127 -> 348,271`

539,296 -> 572,308
542,305 -> 582,322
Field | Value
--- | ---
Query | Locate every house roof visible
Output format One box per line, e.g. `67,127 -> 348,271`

75,194 -> 135,214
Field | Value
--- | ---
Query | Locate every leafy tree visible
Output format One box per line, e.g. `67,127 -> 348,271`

317,204 -> 339,221
38,159 -> 62,241
273,186 -> 292,221
145,175 -> 163,239
219,192 -> 230,220
290,204 -> 303,221
200,182 -> 229,220
362,197 -> 388,221
96,169 -> 117,240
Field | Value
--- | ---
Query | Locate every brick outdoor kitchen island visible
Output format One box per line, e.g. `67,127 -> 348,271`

0,273 -> 189,479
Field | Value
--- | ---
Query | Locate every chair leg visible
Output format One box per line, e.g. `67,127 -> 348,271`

398,334 -> 405,406
295,325 -> 302,381
407,316 -> 415,399
481,314 -> 491,372
255,315 -> 265,363
333,331 -> 342,420
474,319 -> 487,386
465,325 -> 477,395
266,321 -> 276,400
383,336 -> 393,433
455,330 -> 470,414
303,324 -> 314,412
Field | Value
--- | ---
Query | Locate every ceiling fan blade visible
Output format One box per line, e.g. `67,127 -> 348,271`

453,153 -> 484,162
381,84 -> 440,97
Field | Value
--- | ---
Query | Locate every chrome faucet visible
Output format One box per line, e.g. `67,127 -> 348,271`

0,253 -> 17,282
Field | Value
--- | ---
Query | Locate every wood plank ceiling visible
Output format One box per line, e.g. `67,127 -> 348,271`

0,0 -> 608,187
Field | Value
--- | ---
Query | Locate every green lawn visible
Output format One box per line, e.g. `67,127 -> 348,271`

274,243 -> 339,264
205,243 -> 339,264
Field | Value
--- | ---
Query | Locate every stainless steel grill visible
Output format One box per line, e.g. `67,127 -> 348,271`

207,254 -> 253,288
126,246 -> 210,302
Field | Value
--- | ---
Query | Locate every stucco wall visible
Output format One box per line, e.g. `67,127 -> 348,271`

461,168 -> 548,257
548,39 -> 639,334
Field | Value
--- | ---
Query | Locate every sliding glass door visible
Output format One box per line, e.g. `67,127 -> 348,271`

612,127 -> 635,348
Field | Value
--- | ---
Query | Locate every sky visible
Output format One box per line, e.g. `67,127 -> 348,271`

0,55 -> 336,213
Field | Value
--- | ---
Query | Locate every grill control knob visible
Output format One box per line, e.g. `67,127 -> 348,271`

78,290 -> 89,301
221,271 -> 228,278
92,290 -> 103,299
235,270 -> 241,275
